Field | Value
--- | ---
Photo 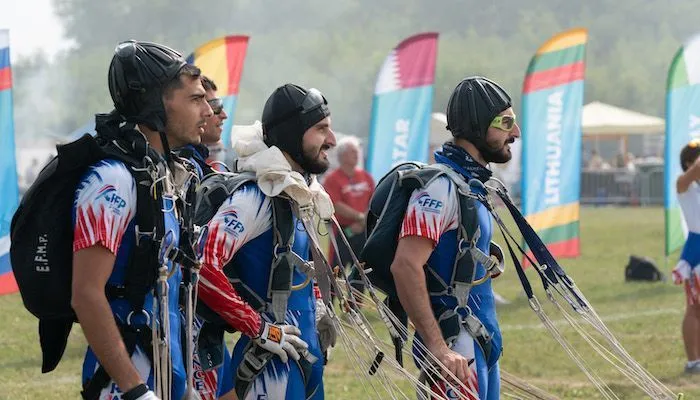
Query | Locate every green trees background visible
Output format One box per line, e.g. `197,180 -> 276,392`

11,0 -> 699,139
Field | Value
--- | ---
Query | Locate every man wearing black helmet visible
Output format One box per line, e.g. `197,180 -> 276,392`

173,75 -> 236,400
390,77 -> 519,399
197,83 -> 336,399
71,41 -> 212,400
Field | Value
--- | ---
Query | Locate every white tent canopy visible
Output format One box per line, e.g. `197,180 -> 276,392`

582,101 -> 665,136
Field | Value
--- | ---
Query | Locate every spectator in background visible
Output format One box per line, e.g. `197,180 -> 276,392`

587,149 -> 604,170
625,152 -> 637,173
322,136 -> 375,300
671,139 -> 700,374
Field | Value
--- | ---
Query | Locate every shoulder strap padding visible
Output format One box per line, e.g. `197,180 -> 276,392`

193,172 -> 257,226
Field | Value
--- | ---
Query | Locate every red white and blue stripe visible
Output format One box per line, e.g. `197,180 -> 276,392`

0,29 -> 19,295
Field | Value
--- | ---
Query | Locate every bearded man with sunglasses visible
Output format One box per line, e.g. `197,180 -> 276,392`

197,83 -> 337,399
389,77 -> 519,399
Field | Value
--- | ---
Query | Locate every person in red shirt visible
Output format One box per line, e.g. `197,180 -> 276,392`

322,136 -> 375,298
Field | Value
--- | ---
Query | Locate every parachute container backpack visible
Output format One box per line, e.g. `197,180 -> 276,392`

10,133 -> 109,373
10,113 -> 165,374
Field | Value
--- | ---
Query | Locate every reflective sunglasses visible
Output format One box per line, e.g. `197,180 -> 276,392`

689,138 -> 700,148
207,98 -> 224,115
490,114 -> 517,132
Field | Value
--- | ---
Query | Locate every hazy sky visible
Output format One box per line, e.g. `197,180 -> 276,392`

0,0 -> 68,60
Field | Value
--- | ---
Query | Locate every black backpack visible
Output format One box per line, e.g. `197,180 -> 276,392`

361,162 -> 480,298
360,162 -> 488,365
625,255 -> 665,282
10,117 -> 167,374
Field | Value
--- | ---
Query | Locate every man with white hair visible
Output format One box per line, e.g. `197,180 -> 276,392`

322,136 -> 375,300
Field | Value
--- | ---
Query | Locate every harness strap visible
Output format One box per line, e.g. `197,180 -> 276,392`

434,307 -> 492,367
400,165 -> 483,307
268,197 -> 296,323
123,165 -> 164,315
384,296 -> 408,367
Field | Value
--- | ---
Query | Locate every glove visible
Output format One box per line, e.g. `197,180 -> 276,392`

672,261 -> 692,285
253,320 -> 309,363
315,298 -> 338,353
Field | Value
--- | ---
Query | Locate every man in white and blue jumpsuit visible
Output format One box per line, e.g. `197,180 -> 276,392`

391,77 -> 520,399
71,40 -> 213,400
198,83 -> 337,399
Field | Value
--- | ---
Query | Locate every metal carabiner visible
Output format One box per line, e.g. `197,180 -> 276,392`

291,274 -> 313,291
161,194 -> 176,214
195,224 -> 209,260
158,229 -> 179,279
126,309 -> 151,327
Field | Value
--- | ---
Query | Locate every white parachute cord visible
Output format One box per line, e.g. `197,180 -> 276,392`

549,295 -> 668,399
542,280 -> 675,399
533,258 -> 674,398
307,214 -> 476,399
299,214 -> 412,399
156,228 -> 179,400
492,180 -> 672,396
328,217 -> 480,399
333,319 -> 391,399
489,181 -> 673,399
184,279 -> 195,398
328,281 -> 413,399
530,296 -> 619,400
528,271 -> 652,399
327,217 -> 403,341
348,285 -> 481,400
158,262 -> 172,400
487,195 -> 671,399
183,267 -> 201,400
184,173 -> 201,400
335,317 -> 413,400
151,295 -> 161,398
317,227 -> 466,399
342,287 -> 462,400
500,369 -> 560,400
351,285 -> 479,400
155,263 -> 171,400
570,283 -> 674,397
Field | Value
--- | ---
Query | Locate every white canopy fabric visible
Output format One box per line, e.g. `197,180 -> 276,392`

582,101 -> 665,136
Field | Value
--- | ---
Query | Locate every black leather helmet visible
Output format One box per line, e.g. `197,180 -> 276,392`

446,76 -> 511,141
108,40 -> 187,132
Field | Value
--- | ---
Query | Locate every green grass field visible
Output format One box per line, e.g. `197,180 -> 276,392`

1,207 -> 698,399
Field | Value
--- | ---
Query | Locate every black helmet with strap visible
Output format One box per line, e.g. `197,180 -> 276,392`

108,40 -> 187,134
446,76 -> 511,143
261,83 -> 330,168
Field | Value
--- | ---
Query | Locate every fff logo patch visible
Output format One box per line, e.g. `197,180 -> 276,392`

415,192 -> 443,213
222,210 -> 245,236
97,185 -> 127,213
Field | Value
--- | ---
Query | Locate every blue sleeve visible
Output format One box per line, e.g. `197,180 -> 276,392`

217,342 -> 234,396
